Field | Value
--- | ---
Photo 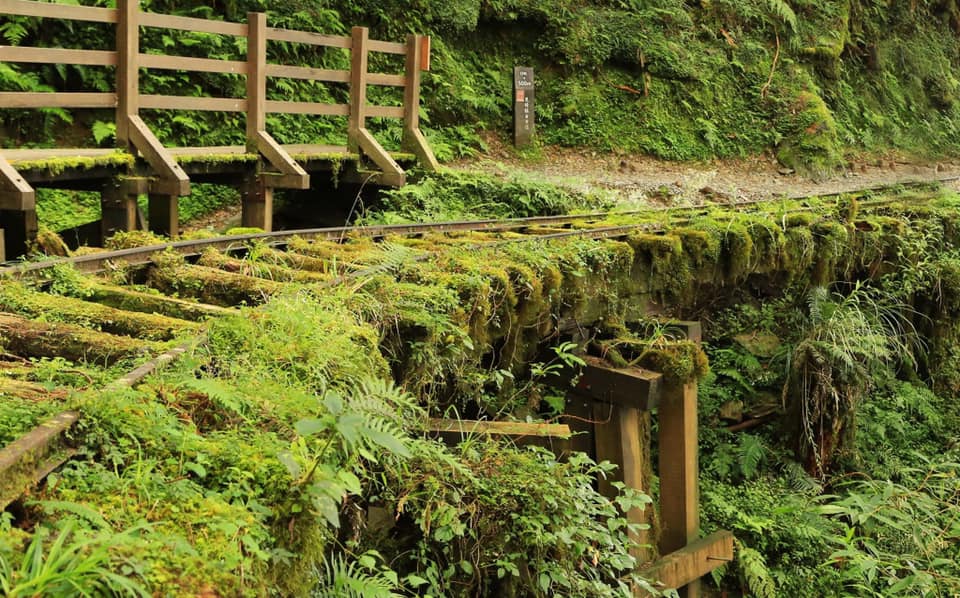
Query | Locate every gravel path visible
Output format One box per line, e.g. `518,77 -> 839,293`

457,143 -> 960,206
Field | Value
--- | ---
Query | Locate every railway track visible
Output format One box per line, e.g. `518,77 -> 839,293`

0,178 -> 952,512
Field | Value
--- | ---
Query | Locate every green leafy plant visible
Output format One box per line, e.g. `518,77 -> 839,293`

0,519 -> 148,598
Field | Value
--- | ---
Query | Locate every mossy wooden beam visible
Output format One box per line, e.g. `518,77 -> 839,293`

84,282 -> 234,320
146,262 -> 288,306
0,410 -> 78,510
255,246 -> 330,273
196,249 -> 330,283
639,531 -> 735,596
0,283 -> 199,341
0,312 -> 156,365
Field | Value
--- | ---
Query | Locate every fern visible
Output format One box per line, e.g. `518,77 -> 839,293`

738,434 -> 766,479
314,553 -> 402,598
738,545 -> 776,598
762,0 -> 798,32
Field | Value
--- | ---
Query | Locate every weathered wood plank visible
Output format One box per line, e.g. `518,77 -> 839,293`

640,531 -> 734,594
140,11 -> 247,37
0,92 -> 116,109
265,64 -> 350,83
0,46 -> 116,66
140,94 -> 246,112
365,105 -> 404,119
265,100 -> 349,116
367,39 -> 406,54
265,27 -> 352,49
139,53 -> 247,75
367,73 -> 405,87
0,0 -> 116,23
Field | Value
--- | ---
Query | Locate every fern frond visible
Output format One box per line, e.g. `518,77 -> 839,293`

738,545 -> 776,598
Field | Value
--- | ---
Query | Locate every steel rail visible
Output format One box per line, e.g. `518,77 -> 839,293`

2,177 -> 950,278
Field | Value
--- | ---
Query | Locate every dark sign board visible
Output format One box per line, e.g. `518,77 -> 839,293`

514,66 -> 534,147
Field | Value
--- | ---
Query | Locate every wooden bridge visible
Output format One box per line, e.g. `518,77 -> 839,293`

0,0 -> 438,259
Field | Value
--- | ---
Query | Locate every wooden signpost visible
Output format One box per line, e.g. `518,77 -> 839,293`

514,66 -> 535,147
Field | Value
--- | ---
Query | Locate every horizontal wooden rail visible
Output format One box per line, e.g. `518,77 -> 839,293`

367,73 -> 406,87
265,27 -> 352,49
264,64 -> 349,83
366,105 -> 404,118
139,53 -> 247,75
0,92 -> 116,108
140,11 -> 247,37
0,0 -> 116,23
0,46 -> 116,66
368,39 -> 406,54
264,100 -> 349,116
140,94 -> 246,112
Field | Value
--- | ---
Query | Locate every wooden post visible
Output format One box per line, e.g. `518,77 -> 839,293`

246,12 -> 266,152
101,179 -> 139,240
0,210 -> 36,259
240,171 -> 272,231
348,26 -> 368,154
658,381 -> 700,598
0,228 -> 5,262
401,34 -> 439,171
147,193 -> 178,237
116,0 -> 139,147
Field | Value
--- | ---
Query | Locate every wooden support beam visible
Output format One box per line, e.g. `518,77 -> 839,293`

126,116 -> 190,196
658,380 -> 701,597
148,193 -> 178,237
101,177 -> 139,238
640,531 -> 735,595
240,172 -> 273,232
556,355 -> 662,410
402,34 -> 439,171
256,131 -> 309,189
0,229 -> 5,262
0,209 -> 37,259
356,128 -> 405,186
0,155 -> 35,211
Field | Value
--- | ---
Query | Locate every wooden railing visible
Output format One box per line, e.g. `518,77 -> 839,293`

0,0 -> 437,211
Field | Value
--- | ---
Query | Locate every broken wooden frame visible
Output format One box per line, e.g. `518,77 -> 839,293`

551,324 -> 730,597
0,0 -> 437,253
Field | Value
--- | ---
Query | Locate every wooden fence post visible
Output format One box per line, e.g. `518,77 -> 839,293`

348,26 -> 368,154
246,12 -> 266,151
115,0 -> 139,147
402,34 -> 439,171
658,380 -> 701,598
241,11 -> 272,231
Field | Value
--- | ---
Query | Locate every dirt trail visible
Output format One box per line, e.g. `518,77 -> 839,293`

457,144 -> 960,206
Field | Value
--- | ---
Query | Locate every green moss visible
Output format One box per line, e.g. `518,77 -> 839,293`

173,152 -> 258,165
11,152 -> 134,175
